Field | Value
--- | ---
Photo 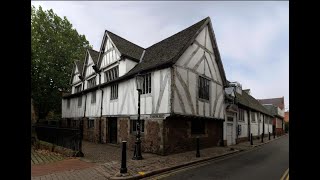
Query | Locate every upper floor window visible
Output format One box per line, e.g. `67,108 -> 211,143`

104,66 -> 119,83
198,76 -> 210,100
239,108 -> 244,121
142,73 -> 151,94
87,77 -> 96,89
110,84 -> 118,100
251,112 -> 256,122
75,84 -> 82,93
78,96 -> 82,107
91,91 -> 96,104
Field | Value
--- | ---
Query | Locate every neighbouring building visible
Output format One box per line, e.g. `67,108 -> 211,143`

225,82 -> 274,145
61,17 -> 228,155
258,97 -> 285,136
284,111 -> 289,123
284,111 -> 289,133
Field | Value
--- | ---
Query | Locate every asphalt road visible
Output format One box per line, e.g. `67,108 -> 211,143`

160,135 -> 289,180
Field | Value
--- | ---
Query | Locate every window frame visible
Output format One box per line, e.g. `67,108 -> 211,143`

87,76 -> 96,89
141,73 -> 151,95
110,84 -> 118,100
78,96 -> 82,107
251,111 -> 256,122
198,76 -> 210,101
91,91 -> 96,104
131,119 -> 145,133
88,119 -> 94,129
75,84 -> 82,93
238,108 -> 245,121
104,66 -> 119,83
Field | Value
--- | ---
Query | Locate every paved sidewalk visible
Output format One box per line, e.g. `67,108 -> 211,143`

31,134 -> 288,180
230,135 -> 285,151
81,141 -> 157,163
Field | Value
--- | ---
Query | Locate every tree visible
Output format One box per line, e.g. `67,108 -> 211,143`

31,5 -> 91,120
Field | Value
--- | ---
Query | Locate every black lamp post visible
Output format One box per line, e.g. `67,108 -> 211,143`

132,74 -> 144,160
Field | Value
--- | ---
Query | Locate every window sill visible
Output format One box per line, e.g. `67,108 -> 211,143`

197,98 -> 210,103
131,132 -> 145,135
140,93 -> 152,97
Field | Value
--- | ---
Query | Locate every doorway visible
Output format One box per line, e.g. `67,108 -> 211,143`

108,118 -> 117,144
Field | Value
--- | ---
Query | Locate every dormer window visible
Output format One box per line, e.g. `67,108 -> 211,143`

87,77 -> 96,88
104,66 -> 119,83
75,84 -> 82,93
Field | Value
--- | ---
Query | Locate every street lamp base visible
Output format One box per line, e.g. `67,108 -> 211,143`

132,142 -> 143,160
120,168 -> 127,173
132,156 -> 143,160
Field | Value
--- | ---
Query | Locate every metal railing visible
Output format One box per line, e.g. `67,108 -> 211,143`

33,120 -> 83,152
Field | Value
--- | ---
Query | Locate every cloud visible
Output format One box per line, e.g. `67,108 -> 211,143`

31,1 -> 289,109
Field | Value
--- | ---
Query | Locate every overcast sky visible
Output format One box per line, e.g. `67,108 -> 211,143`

31,1 -> 289,110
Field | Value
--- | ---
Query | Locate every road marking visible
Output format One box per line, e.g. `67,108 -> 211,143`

286,174 -> 289,180
145,148 -> 263,180
280,168 -> 289,180
145,138 -> 285,180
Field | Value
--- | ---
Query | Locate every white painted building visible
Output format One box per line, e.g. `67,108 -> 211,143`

61,17 -> 231,154
225,83 -> 274,145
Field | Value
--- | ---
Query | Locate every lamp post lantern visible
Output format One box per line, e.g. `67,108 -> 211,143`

133,74 -> 144,160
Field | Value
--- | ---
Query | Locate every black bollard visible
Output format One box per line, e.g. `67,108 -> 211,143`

250,133 -> 253,145
261,133 -> 264,143
196,137 -> 200,157
269,132 -> 271,140
120,141 -> 127,173
273,132 -> 276,139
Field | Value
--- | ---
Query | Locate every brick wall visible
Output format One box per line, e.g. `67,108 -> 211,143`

118,117 -> 130,145
163,117 -> 223,155
83,118 -> 101,143
118,117 -> 164,155
276,128 -> 284,136
101,117 -> 107,143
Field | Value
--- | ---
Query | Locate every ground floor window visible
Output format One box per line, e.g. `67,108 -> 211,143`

88,119 -> 94,128
131,120 -> 145,133
191,119 -> 205,134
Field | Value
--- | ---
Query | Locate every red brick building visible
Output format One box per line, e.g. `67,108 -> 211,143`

258,97 -> 285,136
284,111 -> 289,122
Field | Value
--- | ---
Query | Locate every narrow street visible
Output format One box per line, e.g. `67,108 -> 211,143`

156,135 -> 289,180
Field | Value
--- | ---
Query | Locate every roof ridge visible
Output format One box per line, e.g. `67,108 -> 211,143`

106,30 -> 145,50
146,17 -> 209,50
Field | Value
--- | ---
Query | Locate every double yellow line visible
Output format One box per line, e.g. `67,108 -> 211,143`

280,168 -> 289,180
